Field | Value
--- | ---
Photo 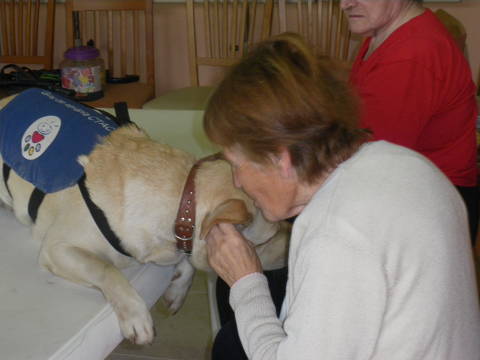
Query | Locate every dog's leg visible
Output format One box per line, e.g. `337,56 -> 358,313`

162,258 -> 195,314
41,243 -> 155,345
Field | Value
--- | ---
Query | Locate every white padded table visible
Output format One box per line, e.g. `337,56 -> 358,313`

0,108 -> 217,360
0,205 -> 174,360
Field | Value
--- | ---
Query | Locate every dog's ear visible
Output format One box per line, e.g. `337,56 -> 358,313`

200,199 -> 252,240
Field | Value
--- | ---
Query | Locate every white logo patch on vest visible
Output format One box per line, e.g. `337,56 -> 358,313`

22,115 -> 62,160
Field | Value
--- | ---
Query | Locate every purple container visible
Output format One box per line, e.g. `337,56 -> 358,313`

60,46 -> 105,101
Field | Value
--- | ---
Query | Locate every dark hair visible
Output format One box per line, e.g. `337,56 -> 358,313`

204,33 -> 368,184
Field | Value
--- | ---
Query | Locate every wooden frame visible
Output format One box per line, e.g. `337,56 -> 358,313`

65,0 -> 155,88
277,0 -> 351,62
64,0 -> 155,108
186,0 -> 274,86
0,0 -> 56,69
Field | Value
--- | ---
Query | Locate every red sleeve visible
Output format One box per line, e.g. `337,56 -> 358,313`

356,60 -> 438,148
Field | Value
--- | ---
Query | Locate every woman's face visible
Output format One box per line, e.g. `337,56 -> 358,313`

340,0 -> 408,36
223,146 -> 299,222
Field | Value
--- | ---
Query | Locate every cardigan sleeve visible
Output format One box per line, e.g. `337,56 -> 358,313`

230,238 -> 388,360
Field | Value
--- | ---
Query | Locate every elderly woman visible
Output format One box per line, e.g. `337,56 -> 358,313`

343,0 -> 479,244
203,33 -> 480,359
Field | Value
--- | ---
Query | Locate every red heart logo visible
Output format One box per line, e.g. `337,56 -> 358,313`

32,131 -> 44,143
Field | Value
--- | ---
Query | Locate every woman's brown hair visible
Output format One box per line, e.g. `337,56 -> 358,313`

204,32 -> 368,184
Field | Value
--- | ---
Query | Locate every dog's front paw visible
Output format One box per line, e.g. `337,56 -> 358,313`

162,259 -> 195,314
162,280 -> 190,314
117,303 -> 155,345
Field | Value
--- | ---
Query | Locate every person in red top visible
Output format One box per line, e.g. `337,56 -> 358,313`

343,0 -> 479,244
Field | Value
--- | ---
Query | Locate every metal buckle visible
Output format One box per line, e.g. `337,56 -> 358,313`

174,227 -> 193,255
174,233 -> 193,241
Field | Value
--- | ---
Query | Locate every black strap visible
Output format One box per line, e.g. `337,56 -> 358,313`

2,163 -> 12,198
3,162 -> 45,222
78,174 -> 131,257
80,100 -> 136,128
113,102 -> 133,126
28,187 -> 46,223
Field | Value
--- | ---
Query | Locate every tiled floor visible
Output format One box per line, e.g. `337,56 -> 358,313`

107,271 -> 213,360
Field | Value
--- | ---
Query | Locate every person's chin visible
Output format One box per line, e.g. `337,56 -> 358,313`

259,208 -> 281,223
260,207 -> 297,223
347,23 -> 371,37
285,205 -> 304,219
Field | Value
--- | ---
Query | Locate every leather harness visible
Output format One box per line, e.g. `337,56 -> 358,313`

174,153 -> 222,255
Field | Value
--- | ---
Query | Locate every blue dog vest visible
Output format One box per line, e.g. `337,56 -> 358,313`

0,88 -> 118,193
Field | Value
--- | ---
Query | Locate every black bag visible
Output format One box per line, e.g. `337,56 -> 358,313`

0,64 -> 75,98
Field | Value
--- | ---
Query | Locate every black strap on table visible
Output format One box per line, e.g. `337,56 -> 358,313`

78,174 -> 131,257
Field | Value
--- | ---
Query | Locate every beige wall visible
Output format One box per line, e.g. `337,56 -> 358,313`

46,1 -> 480,96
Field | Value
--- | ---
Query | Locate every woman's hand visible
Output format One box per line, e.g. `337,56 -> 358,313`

205,223 -> 263,287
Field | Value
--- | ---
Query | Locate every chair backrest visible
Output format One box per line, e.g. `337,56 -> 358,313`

186,0 -> 274,86
65,0 -> 155,88
277,0 -> 351,62
434,9 -> 466,54
0,0 -> 55,69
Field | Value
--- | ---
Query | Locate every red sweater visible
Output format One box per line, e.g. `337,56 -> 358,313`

350,9 -> 478,186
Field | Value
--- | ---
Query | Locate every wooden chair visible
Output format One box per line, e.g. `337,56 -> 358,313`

0,0 -> 55,69
186,0 -> 273,87
143,0 -> 274,110
65,0 -> 155,109
276,0 -> 351,63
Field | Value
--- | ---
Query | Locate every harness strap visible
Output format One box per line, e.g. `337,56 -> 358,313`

2,162 -> 12,197
113,102 -> 134,126
28,187 -> 45,223
82,101 -> 135,127
78,174 -> 132,257
3,162 -> 44,223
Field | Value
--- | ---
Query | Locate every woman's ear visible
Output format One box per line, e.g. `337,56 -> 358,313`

276,147 -> 295,179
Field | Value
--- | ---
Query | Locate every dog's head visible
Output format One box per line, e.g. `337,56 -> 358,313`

188,159 -> 281,271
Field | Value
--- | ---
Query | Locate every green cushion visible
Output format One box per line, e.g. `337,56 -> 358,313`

143,86 -> 215,111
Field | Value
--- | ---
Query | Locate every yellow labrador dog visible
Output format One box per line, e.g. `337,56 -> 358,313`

0,91 -> 289,345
